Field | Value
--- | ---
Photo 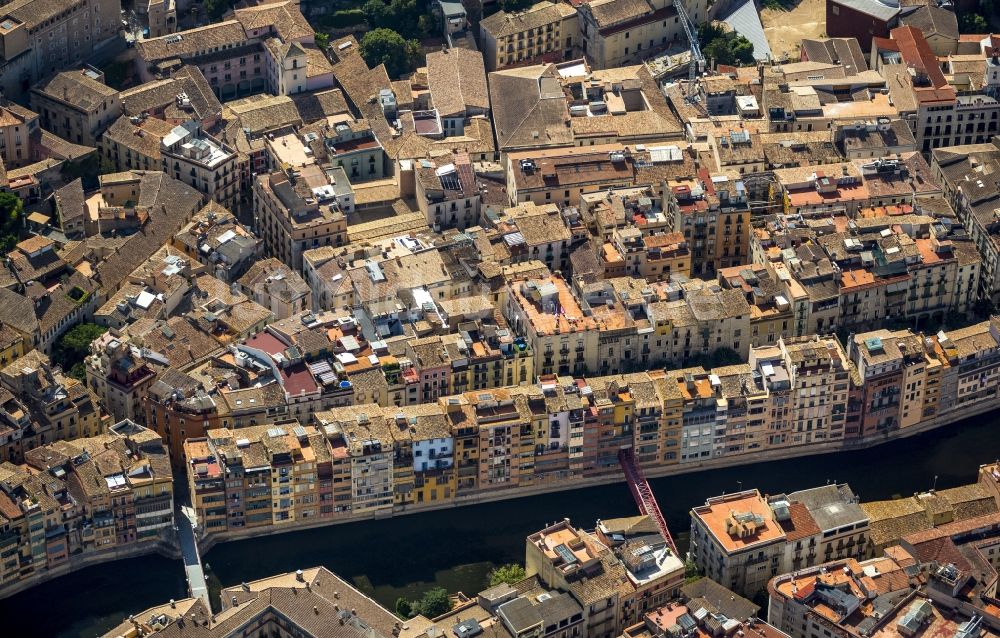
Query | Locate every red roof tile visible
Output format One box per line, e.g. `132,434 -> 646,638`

890,26 -> 956,104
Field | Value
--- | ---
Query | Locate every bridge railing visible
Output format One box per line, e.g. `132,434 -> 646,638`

618,447 -> 677,553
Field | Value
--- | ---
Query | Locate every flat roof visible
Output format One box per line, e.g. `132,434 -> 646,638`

692,491 -> 786,553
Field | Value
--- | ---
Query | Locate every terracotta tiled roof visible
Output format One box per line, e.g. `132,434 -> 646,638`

426,48 -> 490,117
33,70 -> 117,111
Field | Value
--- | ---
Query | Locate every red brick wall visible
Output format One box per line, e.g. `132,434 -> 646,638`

826,0 -> 892,52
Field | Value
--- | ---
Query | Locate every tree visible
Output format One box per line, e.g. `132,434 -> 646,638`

418,13 -> 438,38
684,559 -> 702,584
0,192 -> 23,253
958,13 -> 988,34
729,36 -> 755,65
390,0 -> 422,36
360,28 -> 420,78
395,597 -> 413,619
202,0 -> 234,20
362,0 -> 429,38
405,39 -> 425,68
415,588 -> 452,619
315,32 -> 330,50
52,323 -> 107,377
698,23 -> 756,67
500,0 -> 535,11
363,0 -> 392,27
488,563 -> 526,587
61,154 -> 102,191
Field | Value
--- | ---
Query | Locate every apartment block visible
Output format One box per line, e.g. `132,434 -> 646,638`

100,566 -> 400,638
847,328 -> 938,436
931,139 -> 1000,305
490,61 -> 682,155
183,438 -> 227,533
0,0 -> 119,101
0,350 -> 105,464
161,121 -> 239,209
480,1 -> 578,72
320,113 -> 386,182
424,47 -> 490,137
664,173 -> 751,277
861,481 -> 997,553
937,318 -> 1000,413
620,590 -> 786,638
31,69 -> 121,146
578,0 -> 704,70
526,518 -> 684,637
171,202 -> 261,283
4,420 -> 173,585
118,65 -> 220,126
415,151 -> 482,230
507,145 -> 637,208
99,114 -> 176,174
753,206 -> 978,334
767,523 -> 1000,638
0,102 -> 39,168
504,275 -> 603,378
195,421 -> 331,527
135,2 -> 331,100
144,364 -> 230,466
489,202 -> 577,273
85,332 -> 160,425
253,164 -> 348,269
717,265 -> 798,347
237,257 -> 312,320
873,27 -> 1000,153
689,484 -> 869,599
611,228 -> 690,281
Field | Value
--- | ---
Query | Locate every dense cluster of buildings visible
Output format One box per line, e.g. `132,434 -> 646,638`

765,464 -> 1000,638
173,311 -> 1000,535
102,512 -> 733,638
0,419 -> 171,589
684,463 -> 1000,616
1,0 -> 1000,607
105,461 -> 1000,638
478,0 -> 711,72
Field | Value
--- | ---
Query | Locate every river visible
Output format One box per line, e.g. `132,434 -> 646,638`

4,413 -> 1000,638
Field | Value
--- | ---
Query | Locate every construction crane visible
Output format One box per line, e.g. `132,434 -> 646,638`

674,0 -> 705,95
618,447 -> 677,553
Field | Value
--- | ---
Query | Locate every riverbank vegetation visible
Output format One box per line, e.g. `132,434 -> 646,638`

488,563 -> 526,587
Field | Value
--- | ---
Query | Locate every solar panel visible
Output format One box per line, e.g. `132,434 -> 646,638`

553,543 -> 577,565
309,360 -> 332,375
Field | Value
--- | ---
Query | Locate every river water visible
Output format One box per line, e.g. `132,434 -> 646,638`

5,413 -> 1000,638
